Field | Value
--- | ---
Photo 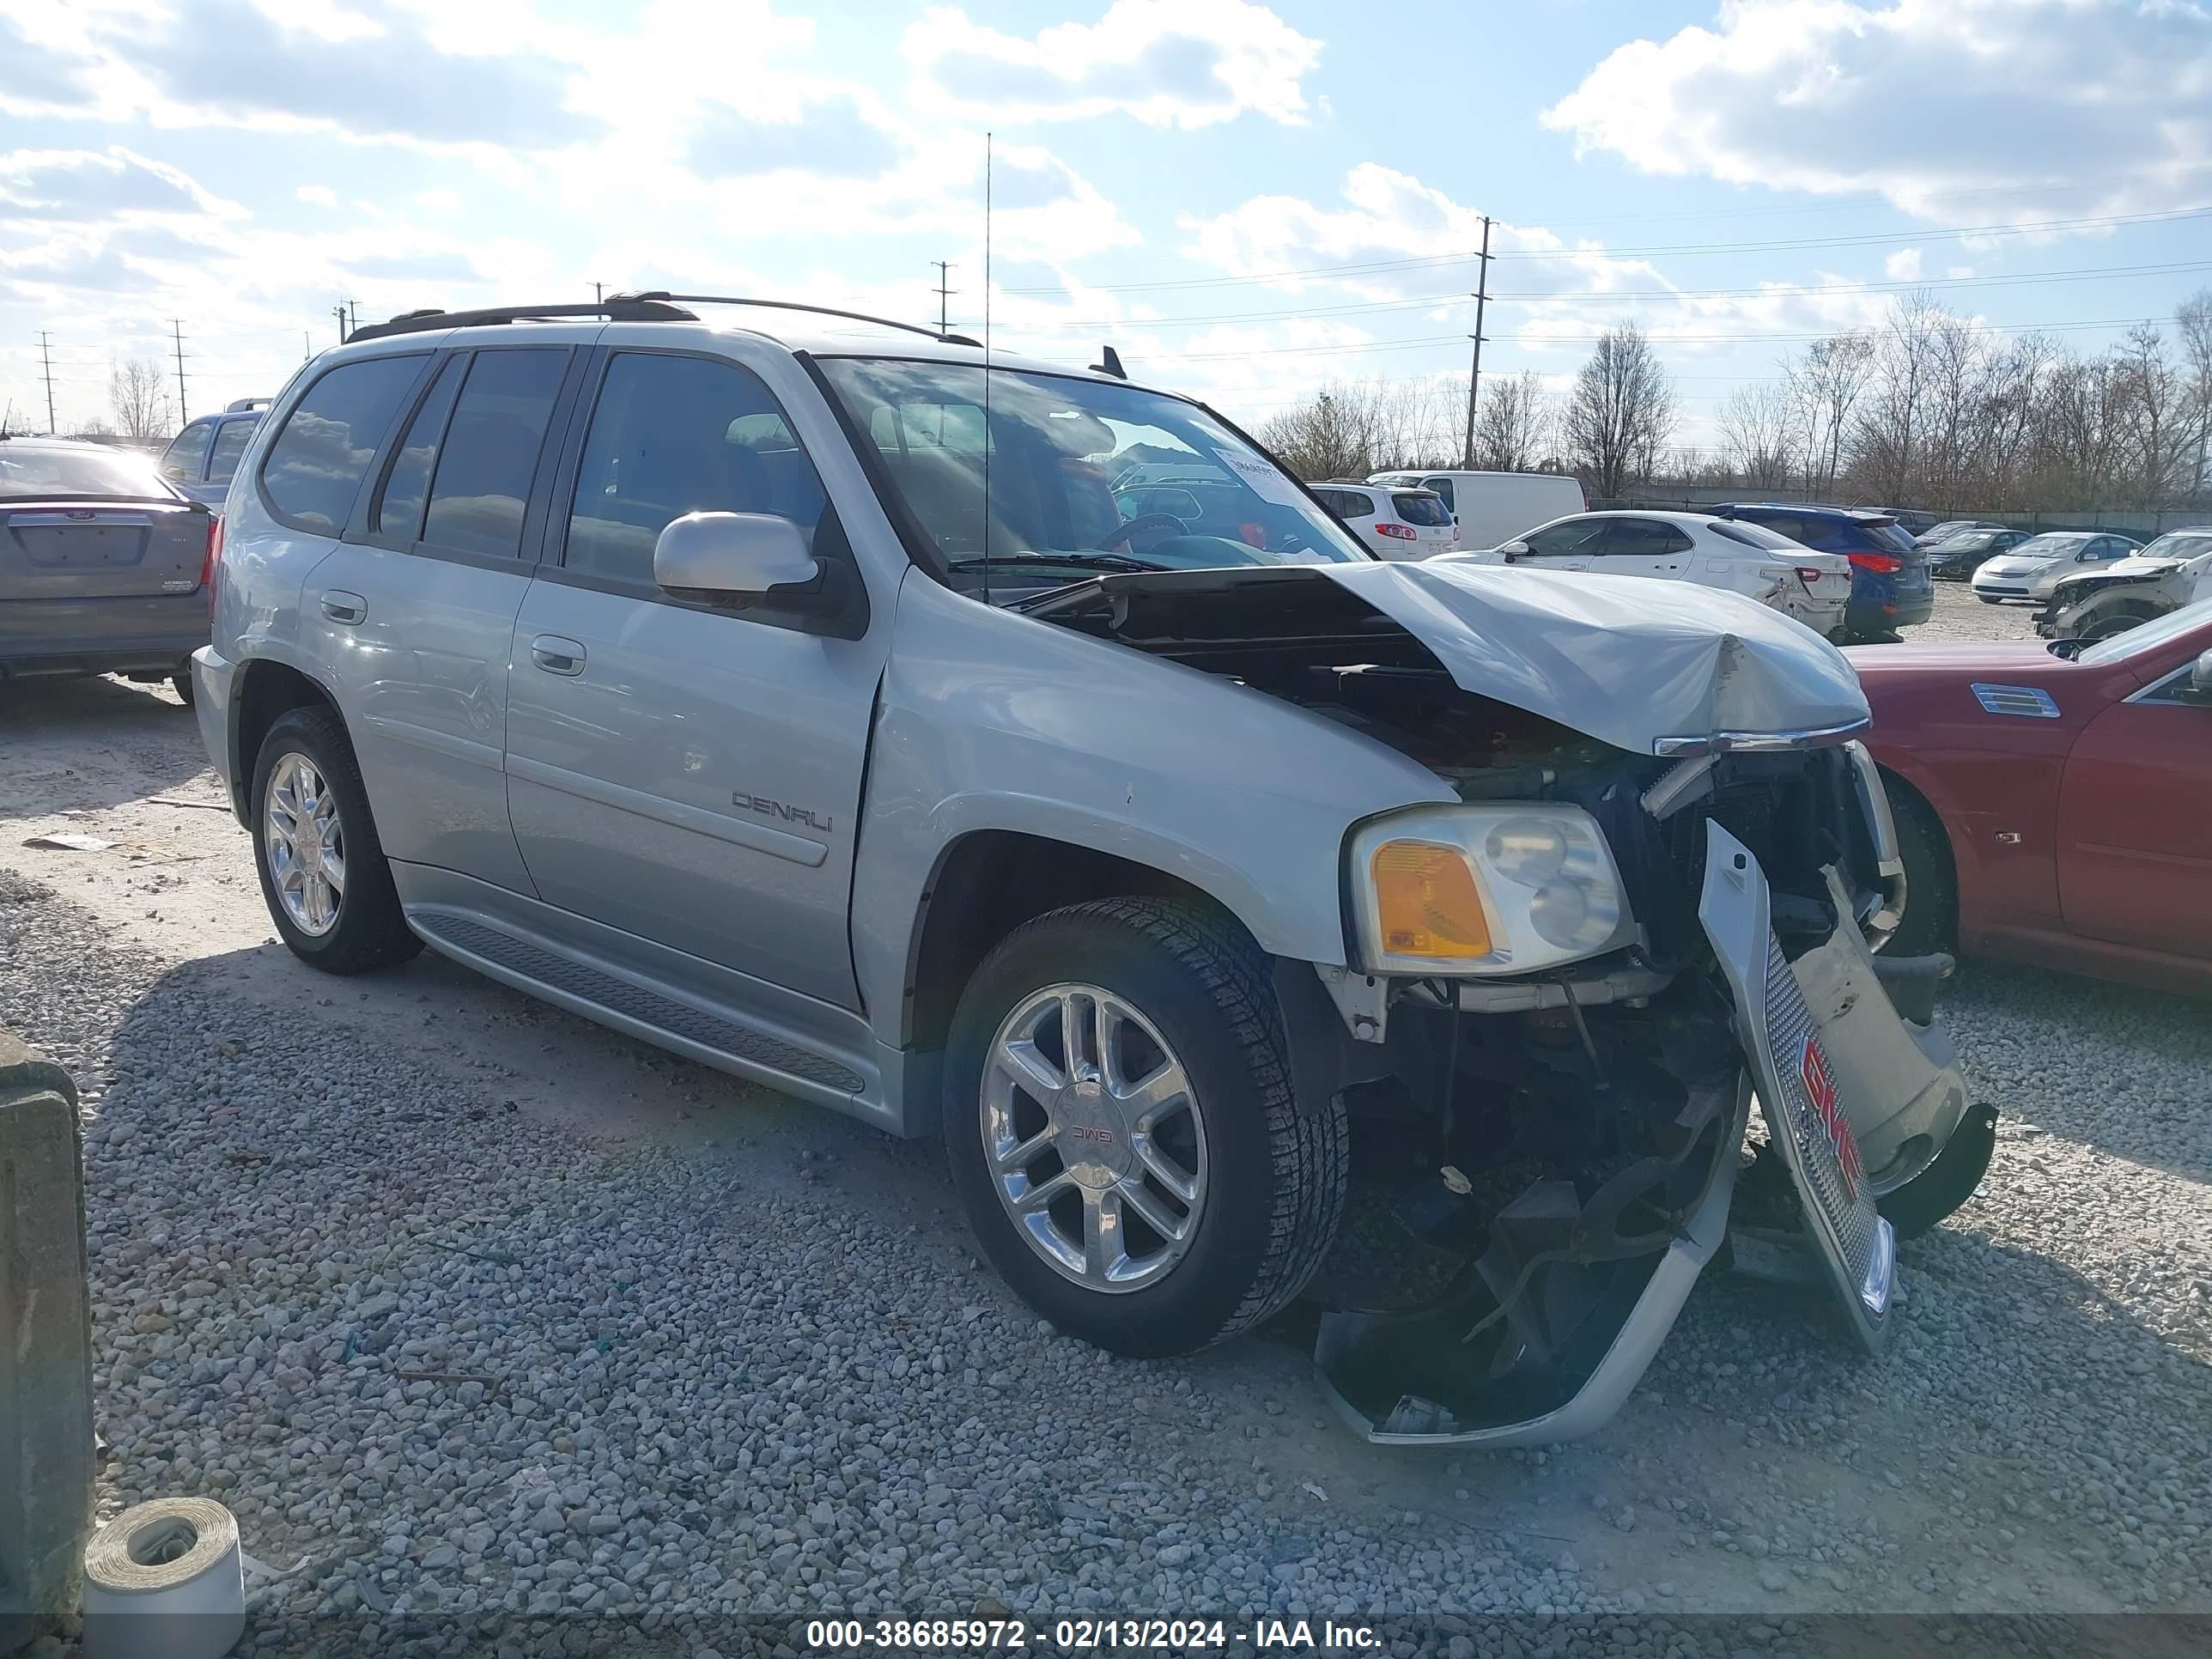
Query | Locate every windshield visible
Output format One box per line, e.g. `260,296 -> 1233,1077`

0,443 -> 173,501
2013,533 -> 2090,558
2075,593 -> 2212,665
1945,531 -> 1999,550
817,358 -> 1370,594
2136,532 -> 2212,562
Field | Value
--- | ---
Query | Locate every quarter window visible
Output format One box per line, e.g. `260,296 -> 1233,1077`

422,349 -> 568,559
261,356 -> 424,532
566,353 -> 830,585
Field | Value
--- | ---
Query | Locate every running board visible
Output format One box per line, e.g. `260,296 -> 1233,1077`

406,907 -> 872,1109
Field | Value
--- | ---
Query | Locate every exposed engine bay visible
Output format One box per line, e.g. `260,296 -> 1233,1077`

1032,563 -> 1993,1445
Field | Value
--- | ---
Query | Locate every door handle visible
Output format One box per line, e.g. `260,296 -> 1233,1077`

319,590 -> 368,625
531,635 -> 586,676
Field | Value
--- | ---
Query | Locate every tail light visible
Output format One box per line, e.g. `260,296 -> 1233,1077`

1847,551 -> 1902,574
1796,566 -> 1829,588
204,514 -> 224,616
1376,521 -> 1418,540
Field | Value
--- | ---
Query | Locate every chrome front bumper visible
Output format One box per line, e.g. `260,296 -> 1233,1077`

1317,820 -> 1929,1444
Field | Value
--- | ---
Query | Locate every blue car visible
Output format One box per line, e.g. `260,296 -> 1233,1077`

1714,504 -> 1933,639
157,399 -> 270,508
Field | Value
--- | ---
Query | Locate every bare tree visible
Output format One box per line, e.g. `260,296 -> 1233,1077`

1783,331 -> 1875,495
1561,324 -> 1675,499
109,357 -> 173,442
1717,382 -> 1796,489
1256,376 -> 1460,478
1469,371 -> 1553,471
2178,290 -> 2212,494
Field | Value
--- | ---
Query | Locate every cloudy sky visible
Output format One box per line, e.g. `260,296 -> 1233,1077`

3,0 -> 2209,444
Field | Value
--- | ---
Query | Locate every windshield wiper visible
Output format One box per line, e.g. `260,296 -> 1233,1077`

945,551 -> 1167,574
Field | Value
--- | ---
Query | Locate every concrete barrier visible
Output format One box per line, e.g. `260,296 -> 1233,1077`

0,1031 -> 94,1654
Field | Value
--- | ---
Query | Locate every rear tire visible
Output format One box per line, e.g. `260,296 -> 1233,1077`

942,896 -> 1346,1358
1885,780 -> 1956,959
249,706 -> 422,974
170,671 -> 195,708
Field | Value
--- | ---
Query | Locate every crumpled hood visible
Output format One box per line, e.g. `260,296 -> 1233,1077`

1315,559 -> 1869,755
2052,554 -> 2181,587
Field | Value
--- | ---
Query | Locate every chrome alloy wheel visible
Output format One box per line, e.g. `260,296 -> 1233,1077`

264,751 -> 346,936
981,983 -> 1209,1292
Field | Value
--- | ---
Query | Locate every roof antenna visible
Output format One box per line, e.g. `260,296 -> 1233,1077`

1092,344 -> 1126,380
981,130 -> 993,611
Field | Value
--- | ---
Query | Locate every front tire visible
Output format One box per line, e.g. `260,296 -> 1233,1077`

249,706 -> 422,974
942,896 -> 1346,1358
1885,780 -> 1956,959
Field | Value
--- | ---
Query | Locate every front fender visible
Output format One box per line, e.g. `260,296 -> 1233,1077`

849,573 -> 1457,1043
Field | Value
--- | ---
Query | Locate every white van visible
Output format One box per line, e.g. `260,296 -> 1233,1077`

1369,469 -> 1587,552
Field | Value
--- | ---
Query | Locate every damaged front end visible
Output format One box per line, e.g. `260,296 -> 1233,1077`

1028,561 -> 1987,1447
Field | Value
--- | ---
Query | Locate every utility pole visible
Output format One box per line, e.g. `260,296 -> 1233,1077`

38,330 -> 58,434
593,281 -> 604,305
169,319 -> 189,422
1461,215 -> 1493,468
334,303 -> 349,343
302,330 -> 312,363
930,260 -> 956,336
346,299 -> 360,337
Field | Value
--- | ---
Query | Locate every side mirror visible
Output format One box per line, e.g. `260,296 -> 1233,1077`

653,512 -> 819,605
2189,649 -> 2212,702
1498,539 -> 1529,562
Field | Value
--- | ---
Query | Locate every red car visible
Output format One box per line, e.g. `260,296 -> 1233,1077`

1848,600 -> 2212,995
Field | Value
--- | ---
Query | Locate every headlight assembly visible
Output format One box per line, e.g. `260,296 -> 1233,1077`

1349,804 -> 1634,975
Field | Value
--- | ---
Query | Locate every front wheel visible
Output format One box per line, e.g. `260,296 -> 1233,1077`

942,897 -> 1346,1358
1884,781 -> 1956,959
249,706 -> 422,974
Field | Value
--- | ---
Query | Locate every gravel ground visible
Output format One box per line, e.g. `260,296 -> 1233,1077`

3,621 -> 2209,1650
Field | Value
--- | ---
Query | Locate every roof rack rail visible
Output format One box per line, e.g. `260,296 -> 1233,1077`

345,297 -> 698,343
611,292 -> 981,349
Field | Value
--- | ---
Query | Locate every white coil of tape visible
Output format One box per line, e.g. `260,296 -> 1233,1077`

81,1496 -> 247,1659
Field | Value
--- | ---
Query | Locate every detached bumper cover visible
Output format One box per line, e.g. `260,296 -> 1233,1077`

1316,822 -> 1910,1443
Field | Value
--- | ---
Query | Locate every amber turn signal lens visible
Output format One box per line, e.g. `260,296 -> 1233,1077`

1370,840 -> 1492,959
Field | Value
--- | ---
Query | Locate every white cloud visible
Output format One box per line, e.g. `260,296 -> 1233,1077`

1884,247 -> 1923,281
903,0 -> 1322,129
295,183 -> 337,207
1543,0 -> 2212,223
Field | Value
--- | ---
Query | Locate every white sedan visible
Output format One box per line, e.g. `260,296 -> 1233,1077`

1444,510 -> 1853,638
1970,530 -> 2144,603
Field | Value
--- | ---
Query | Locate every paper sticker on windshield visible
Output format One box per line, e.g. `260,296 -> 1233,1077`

1212,448 -> 1309,509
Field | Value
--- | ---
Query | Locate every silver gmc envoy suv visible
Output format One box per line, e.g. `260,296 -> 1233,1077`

191,295 -> 1996,1445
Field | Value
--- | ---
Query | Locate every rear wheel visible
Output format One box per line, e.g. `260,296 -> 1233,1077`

942,896 -> 1346,1357
170,671 -> 195,708
249,706 -> 422,974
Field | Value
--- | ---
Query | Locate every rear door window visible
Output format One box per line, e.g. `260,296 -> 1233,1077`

1604,518 -> 1694,555
206,418 -> 254,485
421,348 -> 568,559
372,356 -> 465,541
1333,489 -> 1375,518
161,422 -> 213,483
260,356 -> 425,532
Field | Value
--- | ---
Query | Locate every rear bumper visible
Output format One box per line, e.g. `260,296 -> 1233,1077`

189,646 -> 245,823
0,593 -> 206,678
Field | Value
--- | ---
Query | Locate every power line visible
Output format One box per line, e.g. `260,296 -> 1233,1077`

1033,255 -> 2212,335
1005,204 -> 2212,297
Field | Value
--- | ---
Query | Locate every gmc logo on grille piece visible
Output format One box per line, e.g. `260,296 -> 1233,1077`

1800,1037 -> 1863,1198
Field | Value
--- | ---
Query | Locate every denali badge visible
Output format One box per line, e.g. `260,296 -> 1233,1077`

731,792 -> 832,833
